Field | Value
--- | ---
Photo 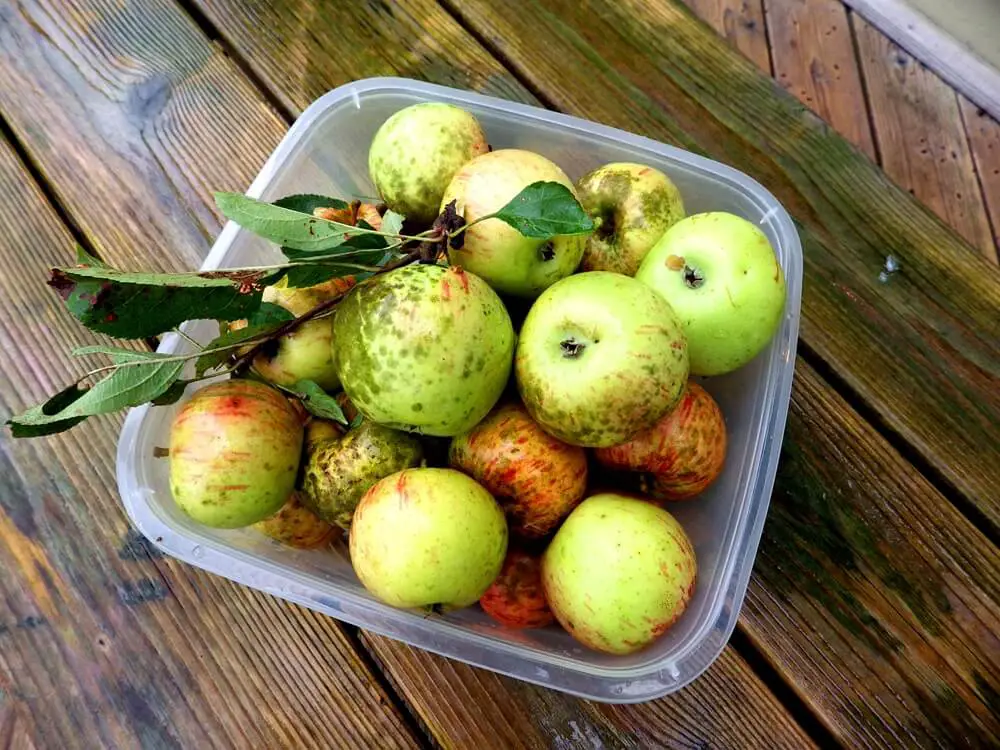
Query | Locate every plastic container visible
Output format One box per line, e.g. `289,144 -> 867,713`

116,77 -> 802,703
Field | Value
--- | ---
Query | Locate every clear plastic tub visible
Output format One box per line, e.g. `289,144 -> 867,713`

116,77 -> 802,703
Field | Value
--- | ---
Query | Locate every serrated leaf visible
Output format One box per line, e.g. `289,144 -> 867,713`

75,245 -> 110,268
72,345 -> 163,362
150,380 -> 189,405
492,181 -> 594,239
380,210 -> 405,237
8,355 -> 185,434
284,380 -> 347,424
6,384 -> 89,437
216,192 -> 364,252
272,194 -> 348,214
247,302 -> 296,326
194,302 -> 296,376
48,266 -> 269,339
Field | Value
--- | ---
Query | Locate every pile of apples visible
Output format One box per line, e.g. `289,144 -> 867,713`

168,102 -> 786,656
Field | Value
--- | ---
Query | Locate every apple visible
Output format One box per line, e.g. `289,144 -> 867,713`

515,272 -> 689,447
169,380 -> 304,528
301,419 -> 424,530
479,548 -> 554,629
542,493 -> 697,654
440,149 -> 586,297
636,212 -> 786,376
333,264 -> 514,437
449,401 -> 587,538
369,102 -> 488,225
349,468 -> 508,610
247,276 -> 355,391
575,162 -> 685,276
594,381 -> 727,501
253,492 -> 338,549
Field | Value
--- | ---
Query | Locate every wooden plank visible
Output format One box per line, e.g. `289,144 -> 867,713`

744,359 -> 1000,746
853,15 -> 998,263
764,0 -> 877,160
0,73 -> 423,750
680,0 -> 771,74
959,96 -> 1000,259
435,0 -> 1000,535
361,634 -> 817,749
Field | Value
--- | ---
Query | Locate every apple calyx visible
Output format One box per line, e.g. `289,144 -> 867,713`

666,254 -> 705,289
539,242 -> 556,262
560,337 -> 586,358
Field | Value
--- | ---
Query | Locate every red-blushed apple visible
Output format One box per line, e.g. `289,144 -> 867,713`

479,548 -> 554,629
349,468 -> 508,610
440,149 -> 586,297
369,102 -> 488,225
594,381 -> 727,501
575,162 -> 685,276
636,212 -> 786,376
253,492 -> 339,549
515,272 -> 689,447
449,401 -> 588,538
542,493 -> 697,654
169,380 -> 305,528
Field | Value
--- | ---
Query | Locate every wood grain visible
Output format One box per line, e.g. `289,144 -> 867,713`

744,358 -> 1000,747
960,96 -> 1000,258
765,0 -> 877,159
0,124 -> 420,750
438,0 -> 1000,535
361,634 -> 817,749
853,15 -> 998,263
680,0 -> 771,74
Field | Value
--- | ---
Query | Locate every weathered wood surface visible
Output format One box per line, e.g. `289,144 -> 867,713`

764,0 -> 877,159
682,0 -> 771,74
361,634 -> 817,749
854,15 -> 999,263
961,96 -> 1000,254
436,0 -> 1000,539
0,134 -> 420,748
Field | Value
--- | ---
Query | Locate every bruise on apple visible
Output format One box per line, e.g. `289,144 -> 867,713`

449,401 -> 588,538
594,381 -> 727,500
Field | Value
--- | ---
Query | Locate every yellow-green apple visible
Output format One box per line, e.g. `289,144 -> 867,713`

169,380 -> 304,528
479,548 -> 554,629
515,272 -> 689,447
449,401 -> 587,538
594,381 -> 727,500
253,492 -> 338,548
301,420 -> 424,530
542,493 -> 697,654
245,276 -> 355,390
636,212 -> 786,376
349,468 -> 508,610
440,149 -> 586,297
575,162 -> 684,275
333,264 -> 514,436
369,102 -> 488,225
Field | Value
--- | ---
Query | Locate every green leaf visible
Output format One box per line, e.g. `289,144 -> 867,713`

48,265 -> 269,339
75,245 -> 110,268
272,194 -> 348,214
216,192 -> 361,252
150,380 -> 189,405
194,302 -> 296,376
491,181 -> 594,239
7,384 -> 89,437
380,210 -> 405,237
348,412 -> 364,430
72,345 -> 163,361
247,302 -> 296,326
284,380 -> 347,424
8,355 -> 185,434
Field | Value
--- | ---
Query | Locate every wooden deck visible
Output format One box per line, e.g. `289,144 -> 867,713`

0,0 -> 997,747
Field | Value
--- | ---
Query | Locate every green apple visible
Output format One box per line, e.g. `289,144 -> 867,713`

440,149 -> 586,297
575,162 -> 685,276
636,212 -> 786,376
515,272 -> 689,447
333,264 -> 514,436
249,277 -> 355,390
349,468 -> 508,610
542,493 -> 697,654
369,102 -> 488,225
169,380 -> 304,528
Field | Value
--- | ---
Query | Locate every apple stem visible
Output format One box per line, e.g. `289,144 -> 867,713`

683,265 -> 705,289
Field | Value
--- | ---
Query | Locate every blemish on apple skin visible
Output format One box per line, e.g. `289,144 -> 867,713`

665,254 -> 685,271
